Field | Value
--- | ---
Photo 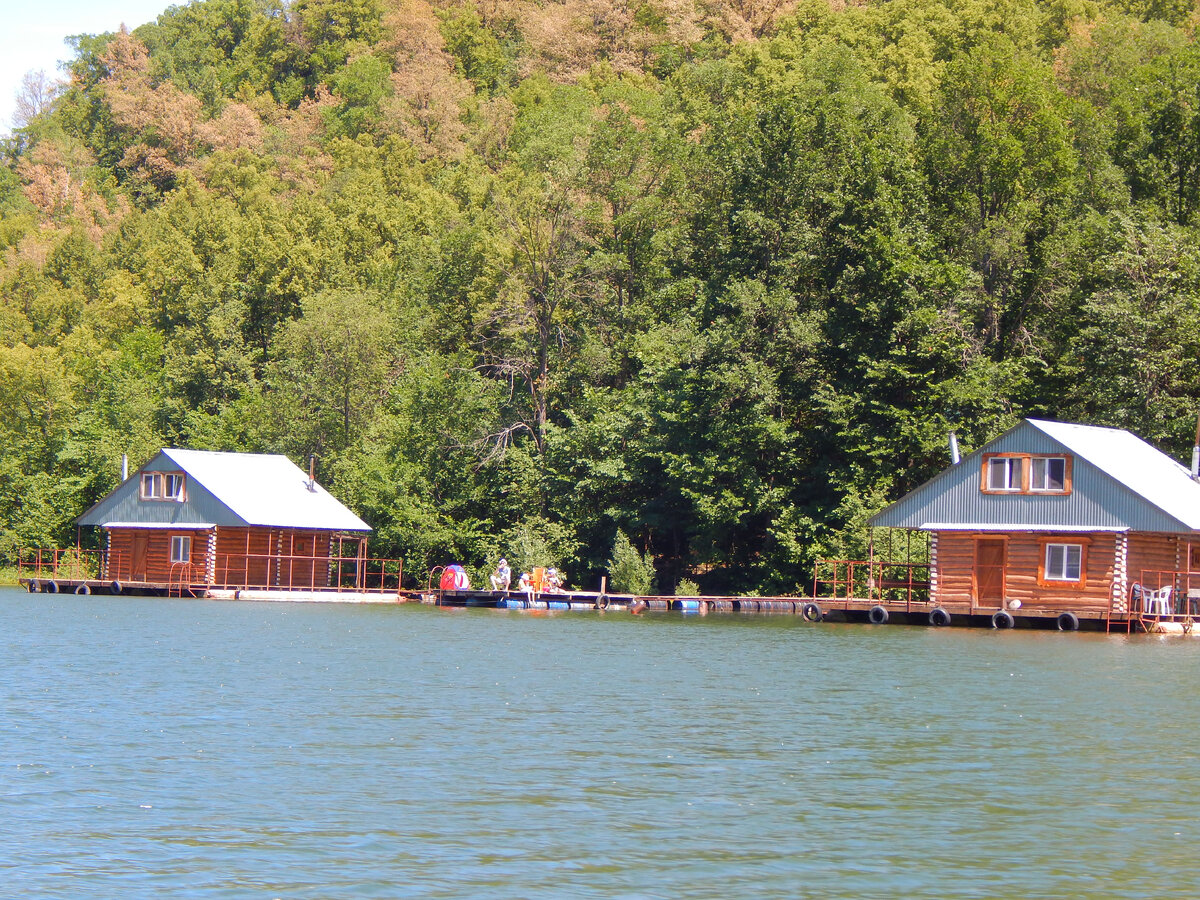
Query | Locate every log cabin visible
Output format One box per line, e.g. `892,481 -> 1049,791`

76,449 -> 371,591
866,419 -> 1200,627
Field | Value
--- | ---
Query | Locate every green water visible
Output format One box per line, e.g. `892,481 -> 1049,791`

2,586 -> 1196,898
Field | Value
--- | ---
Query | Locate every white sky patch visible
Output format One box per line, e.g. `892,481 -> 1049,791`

1,0 -> 172,136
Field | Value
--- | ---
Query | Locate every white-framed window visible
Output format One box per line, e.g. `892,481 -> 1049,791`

1044,543 -> 1082,582
140,472 -> 186,501
170,535 -> 192,564
987,457 -> 1024,492
1031,457 -> 1067,492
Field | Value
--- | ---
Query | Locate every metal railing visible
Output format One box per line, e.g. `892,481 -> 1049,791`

211,552 -> 403,594
17,549 -> 107,582
813,559 -> 932,606
1130,570 -> 1200,619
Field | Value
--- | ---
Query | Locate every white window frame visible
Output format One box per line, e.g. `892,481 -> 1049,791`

1044,543 -> 1082,582
987,457 -> 1023,492
1031,457 -> 1067,493
170,535 -> 192,564
141,472 -> 160,499
164,473 -> 185,500
140,472 -> 186,502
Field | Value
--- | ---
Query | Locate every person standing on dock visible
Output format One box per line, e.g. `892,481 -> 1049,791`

490,558 -> 511,591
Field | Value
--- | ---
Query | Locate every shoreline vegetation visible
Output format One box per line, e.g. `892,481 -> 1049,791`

3,0 -> 1200,595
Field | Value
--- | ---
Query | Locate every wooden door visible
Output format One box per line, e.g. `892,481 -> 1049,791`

973,539 -> 1006,608
131,532 -> 149,582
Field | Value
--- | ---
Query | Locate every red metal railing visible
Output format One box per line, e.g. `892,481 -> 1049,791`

1130,569 -> 1200,619
17,549 -> 107,582
813,559 -> 931,606
18,547 -> 402,595
211,552 -> 403,594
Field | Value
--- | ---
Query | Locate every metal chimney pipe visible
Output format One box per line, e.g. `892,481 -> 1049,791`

949,432 -> 961,465
308,454 -> 317,490
122,454 -> 128,481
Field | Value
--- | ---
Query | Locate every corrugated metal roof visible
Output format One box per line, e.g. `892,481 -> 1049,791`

77,449 -> 371,531
919,523 -> 1129,532
161,449 -> 371,531
870,419 -> 1200,533
1026,420 -> 1200,530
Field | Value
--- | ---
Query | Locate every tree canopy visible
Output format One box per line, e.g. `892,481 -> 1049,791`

3,0 -> 1200,591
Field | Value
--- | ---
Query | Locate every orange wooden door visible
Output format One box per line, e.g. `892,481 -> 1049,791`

973,539 -> 1006,607
131,533 -> 149,581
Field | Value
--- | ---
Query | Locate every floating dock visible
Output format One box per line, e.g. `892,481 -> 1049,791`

17,574 -> 1193,633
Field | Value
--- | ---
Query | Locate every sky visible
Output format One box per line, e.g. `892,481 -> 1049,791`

1,0 -> 174,137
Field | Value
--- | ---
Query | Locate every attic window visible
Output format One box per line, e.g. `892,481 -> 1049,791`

981,454 -> 1072,495
986,456 -> 1023,492
1031,457 -> 1067,492
141,471 -> 186,502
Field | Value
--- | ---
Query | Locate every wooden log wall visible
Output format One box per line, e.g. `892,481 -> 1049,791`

108,528 -> 198,583
213,527 -> 332,589
934,531 -> 1117,614
1127,533 -> 1181,590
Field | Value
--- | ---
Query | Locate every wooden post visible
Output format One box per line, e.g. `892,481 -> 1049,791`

867,527 -> 876,601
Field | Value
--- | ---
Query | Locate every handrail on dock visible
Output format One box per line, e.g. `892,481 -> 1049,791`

17,548 -> 106,582
211,551 -> 403,594
1130,569 -> 1200,621
812,558 -> 931,606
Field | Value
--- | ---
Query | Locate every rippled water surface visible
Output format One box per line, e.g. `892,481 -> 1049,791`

3,586 -> 1199,898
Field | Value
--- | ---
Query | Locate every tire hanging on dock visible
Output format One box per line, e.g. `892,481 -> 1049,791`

801,602 -> 822,622
110,581 -> 122,595
28,579 -> 41,593
1057,611 -> 1079,632
868,605 -> 889,625
928,607 -> 951,627
45,580 -> 59,594
75,584 -> 90,595
991,610 -> 1014,629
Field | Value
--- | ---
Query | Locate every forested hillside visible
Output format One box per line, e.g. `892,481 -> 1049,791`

3,0 -> 1200,592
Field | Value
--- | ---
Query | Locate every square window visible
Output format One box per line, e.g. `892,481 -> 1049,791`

165,473 -> 185,500
1044,543 -> 1082,582
170,535 -> 191,564
1032,457 -> 1066,492
987,457 -> 1023,491
141,473 -> 160,499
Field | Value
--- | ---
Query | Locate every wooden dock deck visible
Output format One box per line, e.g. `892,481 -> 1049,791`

17,575 -> 1186,633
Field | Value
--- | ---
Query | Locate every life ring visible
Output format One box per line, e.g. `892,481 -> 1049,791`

75,584 -> 91,595
45,580 -> 59,594
1057,611 -> 1079,632
991,610 -> 1014,629
110,581 -> 123,595
868,605 -> 889,625
802,602 -> 822,622
28,579 -> 41,593
929,607 -> 951,627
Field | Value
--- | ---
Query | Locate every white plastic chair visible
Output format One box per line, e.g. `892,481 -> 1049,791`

1145,586 -> 1174,616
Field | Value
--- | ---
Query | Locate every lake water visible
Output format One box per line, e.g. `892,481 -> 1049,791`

2,585 -> 1198,898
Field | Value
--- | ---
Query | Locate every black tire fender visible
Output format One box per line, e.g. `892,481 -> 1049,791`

45,580 -> 59,594
929,607 -> 951,627
28,579 -> 41,593
991,610 -> 1014,629
868,605 -> 889,625
1057,611 -> 1079,632
110,581 -> 123,595
802,602 -> 822,622
75,584 -> 91,595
